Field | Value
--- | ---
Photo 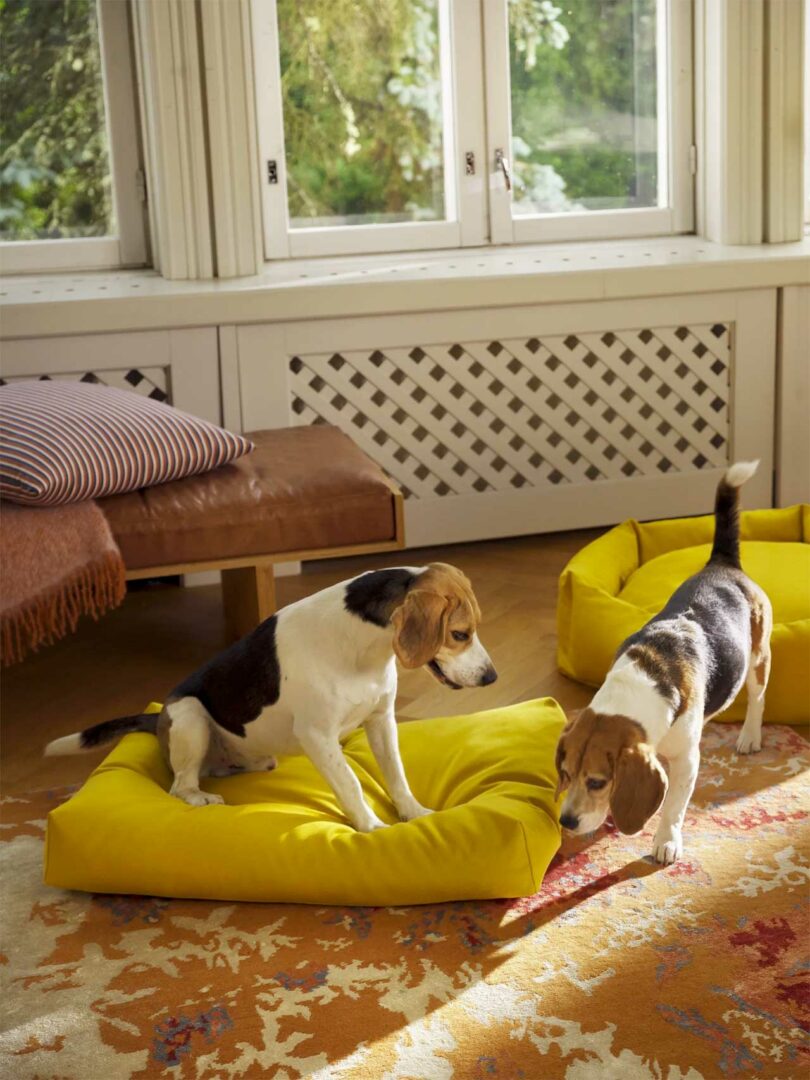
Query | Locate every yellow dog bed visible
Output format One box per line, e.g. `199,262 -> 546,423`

558,504 -> 810,724
45,699 -> 565,904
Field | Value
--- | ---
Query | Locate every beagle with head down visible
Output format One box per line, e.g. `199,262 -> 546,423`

556,462 -> 772,865
46,563 -> 496,832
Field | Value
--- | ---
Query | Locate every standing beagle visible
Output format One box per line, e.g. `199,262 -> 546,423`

555,462 -> 772,864
46,563 -> 497,832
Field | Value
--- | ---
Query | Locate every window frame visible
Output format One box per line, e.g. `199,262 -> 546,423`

253,0 -> 694,261
0,0 -> 148,274
483,0 -> 694,245
252,0 -> 487,260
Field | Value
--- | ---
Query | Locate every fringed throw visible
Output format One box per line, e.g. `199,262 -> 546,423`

1,501 -> 126,666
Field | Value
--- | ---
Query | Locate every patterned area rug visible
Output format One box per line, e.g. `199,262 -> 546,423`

2,723 -> 808,1080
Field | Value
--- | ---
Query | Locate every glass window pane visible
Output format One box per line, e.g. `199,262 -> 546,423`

509,0 -> 661,216
277,0 -> 448,230
0,0 -> 114,242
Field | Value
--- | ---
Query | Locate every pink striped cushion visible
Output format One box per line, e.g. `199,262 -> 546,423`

0,381 -> 253,506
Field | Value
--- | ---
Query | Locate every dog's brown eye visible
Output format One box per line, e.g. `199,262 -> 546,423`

586,778 -> 607,791
451,631 -> 469,642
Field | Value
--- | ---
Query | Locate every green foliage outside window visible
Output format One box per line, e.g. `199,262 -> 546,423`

0,0 -> 113,242
0,0 -> 658,243
279,0 -> 659,225
509,0 -> 659,214
278,0 -> 445,226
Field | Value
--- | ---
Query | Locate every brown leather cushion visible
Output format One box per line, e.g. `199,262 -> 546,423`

98,427 -> 398,570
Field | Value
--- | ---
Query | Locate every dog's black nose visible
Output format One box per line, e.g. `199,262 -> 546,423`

560,812 -> 579,831
479,667 -> 498,686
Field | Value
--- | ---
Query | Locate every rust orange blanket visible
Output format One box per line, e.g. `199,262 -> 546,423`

0,501 -> 125,665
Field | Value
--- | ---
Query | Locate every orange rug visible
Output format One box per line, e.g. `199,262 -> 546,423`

1,722 -> 808,1079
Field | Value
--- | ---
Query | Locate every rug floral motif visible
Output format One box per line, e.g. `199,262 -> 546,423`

1,723 -> 808,1079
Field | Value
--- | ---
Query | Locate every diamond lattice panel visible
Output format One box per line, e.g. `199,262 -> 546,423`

0,368 -> 170,402
289,324 -> 730,499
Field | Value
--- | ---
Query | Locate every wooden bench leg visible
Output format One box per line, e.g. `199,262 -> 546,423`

221,564 -> 276,640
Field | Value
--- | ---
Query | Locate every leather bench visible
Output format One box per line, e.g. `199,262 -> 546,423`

98,426 -> 404,638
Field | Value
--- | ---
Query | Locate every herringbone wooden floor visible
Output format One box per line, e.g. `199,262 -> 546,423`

2,531 -> 599,794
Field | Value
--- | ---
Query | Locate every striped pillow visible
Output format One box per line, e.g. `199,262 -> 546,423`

0,381 -> 253,506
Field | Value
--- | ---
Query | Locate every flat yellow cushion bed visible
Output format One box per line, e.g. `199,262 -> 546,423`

558,504 -> 810,724
45,699 -> 565,905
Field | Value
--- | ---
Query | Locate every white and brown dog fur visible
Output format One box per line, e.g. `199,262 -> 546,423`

46,563 -> 497,832
555,461 -> 772,865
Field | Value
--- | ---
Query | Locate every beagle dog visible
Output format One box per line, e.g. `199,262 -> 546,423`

556,461 -> 772,865
45,563 -> 497,832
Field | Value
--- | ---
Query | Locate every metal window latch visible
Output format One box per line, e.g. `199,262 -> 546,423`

495,148 -> 511,192
465,151 -> 475,176
267,159 -> 279,185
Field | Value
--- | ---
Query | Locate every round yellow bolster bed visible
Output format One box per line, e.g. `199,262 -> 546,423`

45,699 -> 565,905
557,504 -> 810,725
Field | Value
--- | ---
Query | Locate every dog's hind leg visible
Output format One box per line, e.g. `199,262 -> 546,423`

166,697 -> 224,806
737,595 -> 773,755
736,648 -> 771,754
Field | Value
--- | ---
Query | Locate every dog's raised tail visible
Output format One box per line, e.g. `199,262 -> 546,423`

710,460 -> 759,568
44,713 -> 159,756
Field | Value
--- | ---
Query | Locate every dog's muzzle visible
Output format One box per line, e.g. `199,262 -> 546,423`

427,659 -> 463,689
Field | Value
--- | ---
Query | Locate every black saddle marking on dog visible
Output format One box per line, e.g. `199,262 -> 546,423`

170,615 -> 281,737
344,568 -> 417,627
618,564 -> 751,720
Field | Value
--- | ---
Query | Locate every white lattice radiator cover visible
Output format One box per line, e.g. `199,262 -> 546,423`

0,367 -> 170,402
289,324 -> 730,501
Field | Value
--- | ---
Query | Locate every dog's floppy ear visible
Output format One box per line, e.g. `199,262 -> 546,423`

609,744 -> 668,835
391,590 -> 450,669
426,561 -> 481,621
554,710 -> 581,800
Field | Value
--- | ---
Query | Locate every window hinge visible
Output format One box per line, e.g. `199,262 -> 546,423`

465,151 -> 475,176
135,168 -> 147,204
267,159 -> 279,185
689,145 -> 697,176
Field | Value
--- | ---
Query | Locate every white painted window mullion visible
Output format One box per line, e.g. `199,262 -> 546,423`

451,0 -> 489,246
480,0 -> 514,245
251,0 -> 291,260
132,0 -> 214,279
200,0 -> 264,277
763,0 -> 806,242
97,0 -> 149,267
697,0 -> 764,244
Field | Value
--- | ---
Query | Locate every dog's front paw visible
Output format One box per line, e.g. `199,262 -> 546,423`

652,826 -> 683,866
171,786 -> 225,807
736,730 -> 761,755
398,800 -> 433,822
352,813 -> 388,833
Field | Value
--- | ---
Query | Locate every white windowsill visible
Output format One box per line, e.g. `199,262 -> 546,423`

1,235 -> 808,339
